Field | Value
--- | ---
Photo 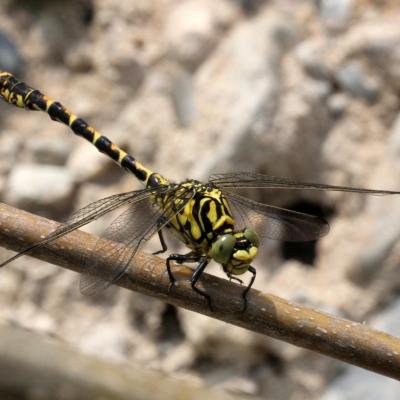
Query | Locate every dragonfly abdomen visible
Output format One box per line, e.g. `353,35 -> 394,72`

0,71 -> 163,187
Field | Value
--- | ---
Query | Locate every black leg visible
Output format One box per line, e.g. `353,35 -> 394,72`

228,275 -> 244,285
166,253 -> 200,293
190,257 -> 212,311
241,266 -> 256,313
153,229 -> 168,255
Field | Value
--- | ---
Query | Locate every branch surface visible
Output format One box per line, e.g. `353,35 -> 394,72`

0,202 -> 399,380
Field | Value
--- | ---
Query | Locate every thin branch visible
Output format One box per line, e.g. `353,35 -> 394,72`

0,323 -> 243,400
0,202 -> 399,380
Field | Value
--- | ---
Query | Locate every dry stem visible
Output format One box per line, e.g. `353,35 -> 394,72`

0,202 -> 399,380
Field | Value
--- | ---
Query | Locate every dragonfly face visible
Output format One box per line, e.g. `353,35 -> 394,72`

210,227 -> 259,276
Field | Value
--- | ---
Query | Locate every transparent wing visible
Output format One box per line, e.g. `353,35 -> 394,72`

79,197 -> 162,296
0,187 -> 163,268
209,172 -> 400,195
80,185 -> 195,296
224,190 -> 329,242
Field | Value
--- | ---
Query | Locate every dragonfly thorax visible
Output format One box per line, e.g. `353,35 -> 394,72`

210,228 -> 259,275
162,181 -> 236,250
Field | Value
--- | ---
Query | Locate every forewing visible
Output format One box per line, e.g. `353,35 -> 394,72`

0,188 -> 158,268
224,190 -> 329,242
80,185 -> 195,296
210,172 -> 400,195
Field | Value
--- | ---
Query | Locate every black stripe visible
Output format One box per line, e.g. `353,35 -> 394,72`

121,155 -> 147,181
199,198 -> 213,237
11,81 -> 31,98
191,193 -> 205,243
135,167 -> 148,182
95,136 -> 120,161
147,173 -> 162,188
70,118 -> 94,141
26,90 -> 47,111
121,154 -> 136,168
47,101 -> 70,124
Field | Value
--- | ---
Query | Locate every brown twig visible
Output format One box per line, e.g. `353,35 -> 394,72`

0,202 -> 399,380
0,323 -> 244,400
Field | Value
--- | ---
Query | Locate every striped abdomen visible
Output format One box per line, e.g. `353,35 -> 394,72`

0,71 -> 167,189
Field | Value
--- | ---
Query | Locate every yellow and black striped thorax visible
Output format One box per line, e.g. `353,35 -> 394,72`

158,181 -> 235,251
0,71 -> 168,189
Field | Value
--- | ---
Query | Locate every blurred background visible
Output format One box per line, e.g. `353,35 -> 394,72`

0,0 -> 400,398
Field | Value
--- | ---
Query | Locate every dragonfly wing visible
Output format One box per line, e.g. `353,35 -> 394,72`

224,190 -> 329,242
80,185 -> 195,296
209,172 -> 400,195
0,187 -> 160,268
79,196 -> 162,296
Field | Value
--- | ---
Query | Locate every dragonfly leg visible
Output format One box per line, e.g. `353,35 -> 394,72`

228,275 -> 244,285
166,252 -> 201,293
241,266 -> 256,313
153,229 -> 168,255
190,257 -> 213,311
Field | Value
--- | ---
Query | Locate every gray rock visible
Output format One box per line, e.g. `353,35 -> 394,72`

170,67 -> 195,128
26,137 -> 73,166
5,164 -> 74,211
295,40 -> 331,80
238,0 -> 267,15
333,21 -> 400,91
348,213 -> 400,285
0,31 -> 23,75
67,142 -> 112,183
372,298 -> 400,335
327,93 -> 350,117
79,321 -> 131,361
319,0 -> 354,31
165,0 -> 237,70
186,9 -> 296,179
322,370 -> 400,400
388,113 -> 400,159
335,62 -> 379,101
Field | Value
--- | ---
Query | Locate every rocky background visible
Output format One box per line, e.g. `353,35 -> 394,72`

0,0 -> 400,398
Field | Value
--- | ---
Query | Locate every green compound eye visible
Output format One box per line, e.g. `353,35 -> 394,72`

210,234 -> 236,265
244,227 -> 259,247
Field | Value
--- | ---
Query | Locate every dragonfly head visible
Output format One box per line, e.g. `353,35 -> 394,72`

210,228 -> 259,275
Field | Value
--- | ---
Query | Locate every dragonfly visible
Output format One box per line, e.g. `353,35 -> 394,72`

1,71 -> 399,312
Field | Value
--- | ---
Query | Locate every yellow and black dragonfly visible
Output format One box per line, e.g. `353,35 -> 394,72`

1,71 -> 398,311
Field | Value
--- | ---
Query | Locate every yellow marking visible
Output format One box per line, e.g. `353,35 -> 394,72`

177,212 -> 187,226
233,246 -> 258,262
207,188 -> 222,200
206,200 -> 217,226
69,113 -> 77,125
135,160 -> 154,184
233,246 -> 257,262
170,219 -> 181,232
233,250 -> 252,261
214,215 -> 234,230
23,88 -> 36,105
91,128 -> 101,143
249,246 -> 258,259
16,94 -> 25,108
45,98 -> 53,111
110,143 -> 123,158
1,88 -> 10,100
185,198 -> 196,219
190,221 -> 202,240
117,149 -> 127,162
